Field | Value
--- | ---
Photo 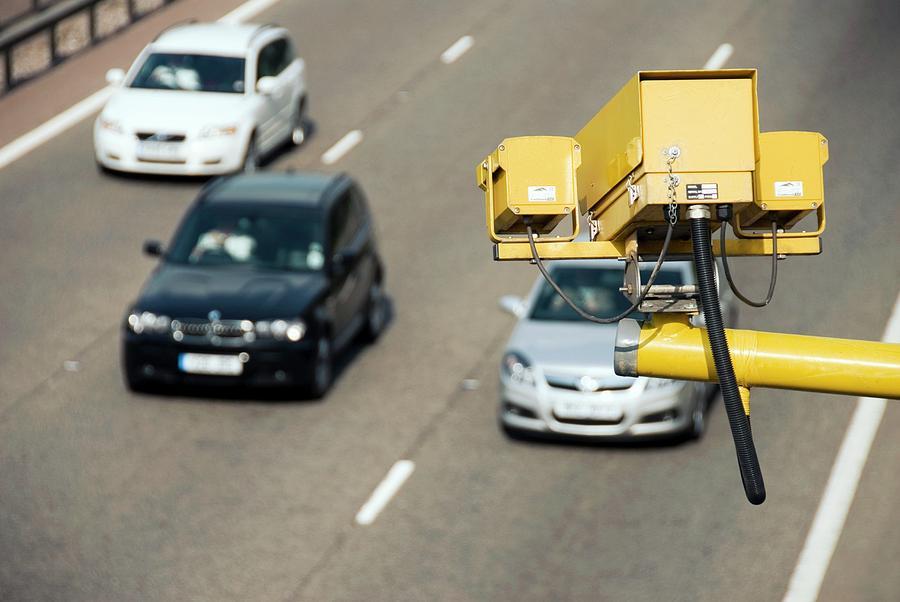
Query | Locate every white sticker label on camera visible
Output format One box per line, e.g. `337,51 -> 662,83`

775,181 -> 804,197
528,186 -> 556,202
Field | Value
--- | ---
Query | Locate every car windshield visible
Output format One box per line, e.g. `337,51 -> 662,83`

529,266 -> 686,321
130,53 -> 245,94
166,204 -> 325,272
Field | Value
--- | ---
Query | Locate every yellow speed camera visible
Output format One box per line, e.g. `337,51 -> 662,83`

576,69 -> 758,241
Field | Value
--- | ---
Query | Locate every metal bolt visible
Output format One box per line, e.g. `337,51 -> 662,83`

811,202 -> 817,208
667,146 -> 681,158
482,161 -> 488,169
498,144 -> 505,151
513,207 -> 520,214
574,144 -> 580,150
761,203 -> 768,210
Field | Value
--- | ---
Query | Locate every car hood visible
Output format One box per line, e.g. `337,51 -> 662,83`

506,319 -> 634,382
136,265 -> 327,320
102,88 -> 249,133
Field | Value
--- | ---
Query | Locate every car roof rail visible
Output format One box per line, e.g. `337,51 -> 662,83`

152,18 -> 199,42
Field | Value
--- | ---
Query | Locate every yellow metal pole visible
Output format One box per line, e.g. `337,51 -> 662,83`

615,314 -> 900,399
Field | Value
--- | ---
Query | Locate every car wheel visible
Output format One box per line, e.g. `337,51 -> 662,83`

687,396 -> 708,440
242,134 -> 259,173
291,99 -> 307,146
360,281 -> 386,343
310,335 -> 333,399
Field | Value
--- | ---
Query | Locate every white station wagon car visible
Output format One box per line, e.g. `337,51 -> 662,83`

94,22 -> 308,175
498,260 -> 734,442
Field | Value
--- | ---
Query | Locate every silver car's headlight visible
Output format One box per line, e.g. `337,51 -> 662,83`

127,311 -> 171,334
501,351 -> 535,386
198,124 -> 238,138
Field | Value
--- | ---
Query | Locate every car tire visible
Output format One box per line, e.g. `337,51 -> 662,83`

291,98 -> 308,146
242,134 -> 259,173
360,281 -> 386,343
686,396 -> 708,440
309,334 -> 333,399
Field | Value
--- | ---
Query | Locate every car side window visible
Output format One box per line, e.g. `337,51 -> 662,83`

330,190 -> 365,253
280,39 -> 295,72
329,194 -> 351,253
256,38 -> 289,80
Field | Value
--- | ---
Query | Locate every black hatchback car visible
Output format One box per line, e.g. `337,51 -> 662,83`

122,172 -> 386,397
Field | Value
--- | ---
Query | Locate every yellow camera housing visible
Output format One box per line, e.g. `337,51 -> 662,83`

477,136 -> 581,243
737,131 -> 829,237
576,70 -> 758,241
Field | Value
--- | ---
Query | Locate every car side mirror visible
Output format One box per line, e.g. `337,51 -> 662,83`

106,68 -> 125,86
143,240 -> 164,257
499,295 -> 526,318
256,76 -> 277,95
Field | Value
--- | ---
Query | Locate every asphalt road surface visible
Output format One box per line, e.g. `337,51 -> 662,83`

1,0 -> 898,600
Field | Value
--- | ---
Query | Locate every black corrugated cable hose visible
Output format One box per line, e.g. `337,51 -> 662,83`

690,213 -> 766,505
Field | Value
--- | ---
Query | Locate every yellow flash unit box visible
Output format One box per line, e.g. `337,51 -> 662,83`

737,131 -> 829,237
477,136 -> 581,243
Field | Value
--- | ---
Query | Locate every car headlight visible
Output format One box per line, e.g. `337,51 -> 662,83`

127,311 -> 171,334
501,351 -> 535,386
99,117 -> 124,134
199,124 -> 238,138
255,319 -> 306,341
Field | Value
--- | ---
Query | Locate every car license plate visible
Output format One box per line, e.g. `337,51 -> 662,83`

554,401 -> 623,421
137,140 -> 182,160
178,353 -> 243,376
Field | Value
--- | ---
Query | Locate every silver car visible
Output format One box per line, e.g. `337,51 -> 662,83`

498,260 -> 730,441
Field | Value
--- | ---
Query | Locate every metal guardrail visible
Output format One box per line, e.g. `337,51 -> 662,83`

0,0 -> 179,94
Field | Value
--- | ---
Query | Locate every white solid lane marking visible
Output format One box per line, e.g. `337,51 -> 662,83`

218,0 -> 284,25
355,460 -> 415,525
783,291 -> 900,602
321,129 -> 363,165
440,35 -> 474,64
0,87 -> 113,170
0,0 -> 287,171
703,43 -> 734,70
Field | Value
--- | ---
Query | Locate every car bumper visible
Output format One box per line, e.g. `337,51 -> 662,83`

498,374 -> 699,440
94,128 -> 246,175
122,335 -> 318,388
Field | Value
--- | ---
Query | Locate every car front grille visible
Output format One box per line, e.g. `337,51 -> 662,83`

136,132 -> 187,142
551,413 -> 624,426
174,319 -> 246,338
544,373 -> 632,392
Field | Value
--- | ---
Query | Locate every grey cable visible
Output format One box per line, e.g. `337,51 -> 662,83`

524,219 -> 675,324
721,221 -> 779,307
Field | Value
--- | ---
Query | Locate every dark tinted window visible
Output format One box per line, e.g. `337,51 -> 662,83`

167,204 -> 326,272
131,53 -> 245,93
529,267 -> 685,322
256,38 -> 292,80
330,189 -> 367,252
